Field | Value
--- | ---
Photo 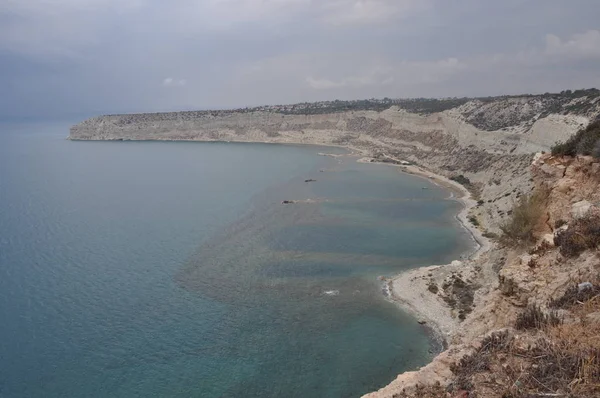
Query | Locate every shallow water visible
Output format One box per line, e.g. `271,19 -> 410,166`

0,122 -> 472,397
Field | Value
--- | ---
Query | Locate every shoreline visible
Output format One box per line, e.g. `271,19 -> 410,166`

70,137 -> 489,389
72,137 -> 488,343
67,136 -> 367,154
360,157 -> 491,348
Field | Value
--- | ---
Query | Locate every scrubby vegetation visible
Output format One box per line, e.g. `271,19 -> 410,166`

521,333 -> 600,398
482,231 -> 498,240
378,283 -> 600,398
427,281 -> 439,294
392,383 -> 447,398
442,275 -> 476,320
515,304 -> 561,330
462,88 -> 600,131
551,120 -> 600,158
102,89 -> 599,124
468,216 -> 479,227
499,188 -> 547,247
450,330 -> 513,391
276,97 -> 474,115
554,214 -> 600,257
443,294 -> 599,397
450,174 -> 482,199
450,174 -> 471,186
370,296 -> 600,398
550,282 -> 600,309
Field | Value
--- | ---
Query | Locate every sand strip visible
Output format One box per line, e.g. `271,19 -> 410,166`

359,158 -> 491,347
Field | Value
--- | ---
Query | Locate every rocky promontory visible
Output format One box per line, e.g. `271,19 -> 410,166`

70,90 -> 600,233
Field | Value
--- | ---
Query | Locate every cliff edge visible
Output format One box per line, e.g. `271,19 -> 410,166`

366,152 -> 600,398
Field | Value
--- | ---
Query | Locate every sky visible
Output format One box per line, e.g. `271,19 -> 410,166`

1,0 -> 600,119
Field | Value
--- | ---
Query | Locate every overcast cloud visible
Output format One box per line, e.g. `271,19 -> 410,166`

1,0 -> 599,119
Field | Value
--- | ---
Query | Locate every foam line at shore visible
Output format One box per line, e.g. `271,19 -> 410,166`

360,157 -> 491,348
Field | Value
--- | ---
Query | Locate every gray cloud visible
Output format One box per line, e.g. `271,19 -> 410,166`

1,0 -> 599,119
545,30 -> 600,59
163,77 -> 187,87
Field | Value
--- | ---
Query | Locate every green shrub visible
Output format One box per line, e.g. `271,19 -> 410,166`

552,121 -> 600,157
427,282 -> 439,294
450,174 -> 471,186
554,215 -> 600,257
450,331 -> 513,391
499,188 -> 547,246
482,231 -> 499,239
549,282 -> 600,309
515,304 -> 561,330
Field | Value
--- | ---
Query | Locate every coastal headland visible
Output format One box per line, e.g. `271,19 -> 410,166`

70,90 -> 600,397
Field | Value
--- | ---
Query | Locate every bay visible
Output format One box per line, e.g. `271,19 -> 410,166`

0,122 -> 472,397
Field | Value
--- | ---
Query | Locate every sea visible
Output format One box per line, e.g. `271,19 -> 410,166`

0,122 -> 473,398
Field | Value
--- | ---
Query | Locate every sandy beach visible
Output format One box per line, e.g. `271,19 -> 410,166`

357,157 -> 492,347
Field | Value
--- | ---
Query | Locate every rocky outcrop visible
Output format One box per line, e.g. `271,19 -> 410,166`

366,154 -> 600,397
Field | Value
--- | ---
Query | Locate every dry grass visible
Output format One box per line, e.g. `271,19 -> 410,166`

388,285 -> 599,397
446,291 -> 600,398
442,275 -> 476,320
499,188 -> 547,247
539,297 -> 600,397
540,334 -> 600,395
514,304 -> 561,330
549,282 -> 600,309
528,239 -> 553,257
450,331 -> 513,392
510,335 -> 600,397
509,296 -> 600,397
554,215 -> 600,257
392,383 -> 448,398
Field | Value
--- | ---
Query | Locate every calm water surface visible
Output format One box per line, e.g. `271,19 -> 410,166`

0,122 -> 472,397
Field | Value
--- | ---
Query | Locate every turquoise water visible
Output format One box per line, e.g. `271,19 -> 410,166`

0,123 -> 472,397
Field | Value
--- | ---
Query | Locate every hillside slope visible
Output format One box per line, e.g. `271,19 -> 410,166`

366,154 -> 600,398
